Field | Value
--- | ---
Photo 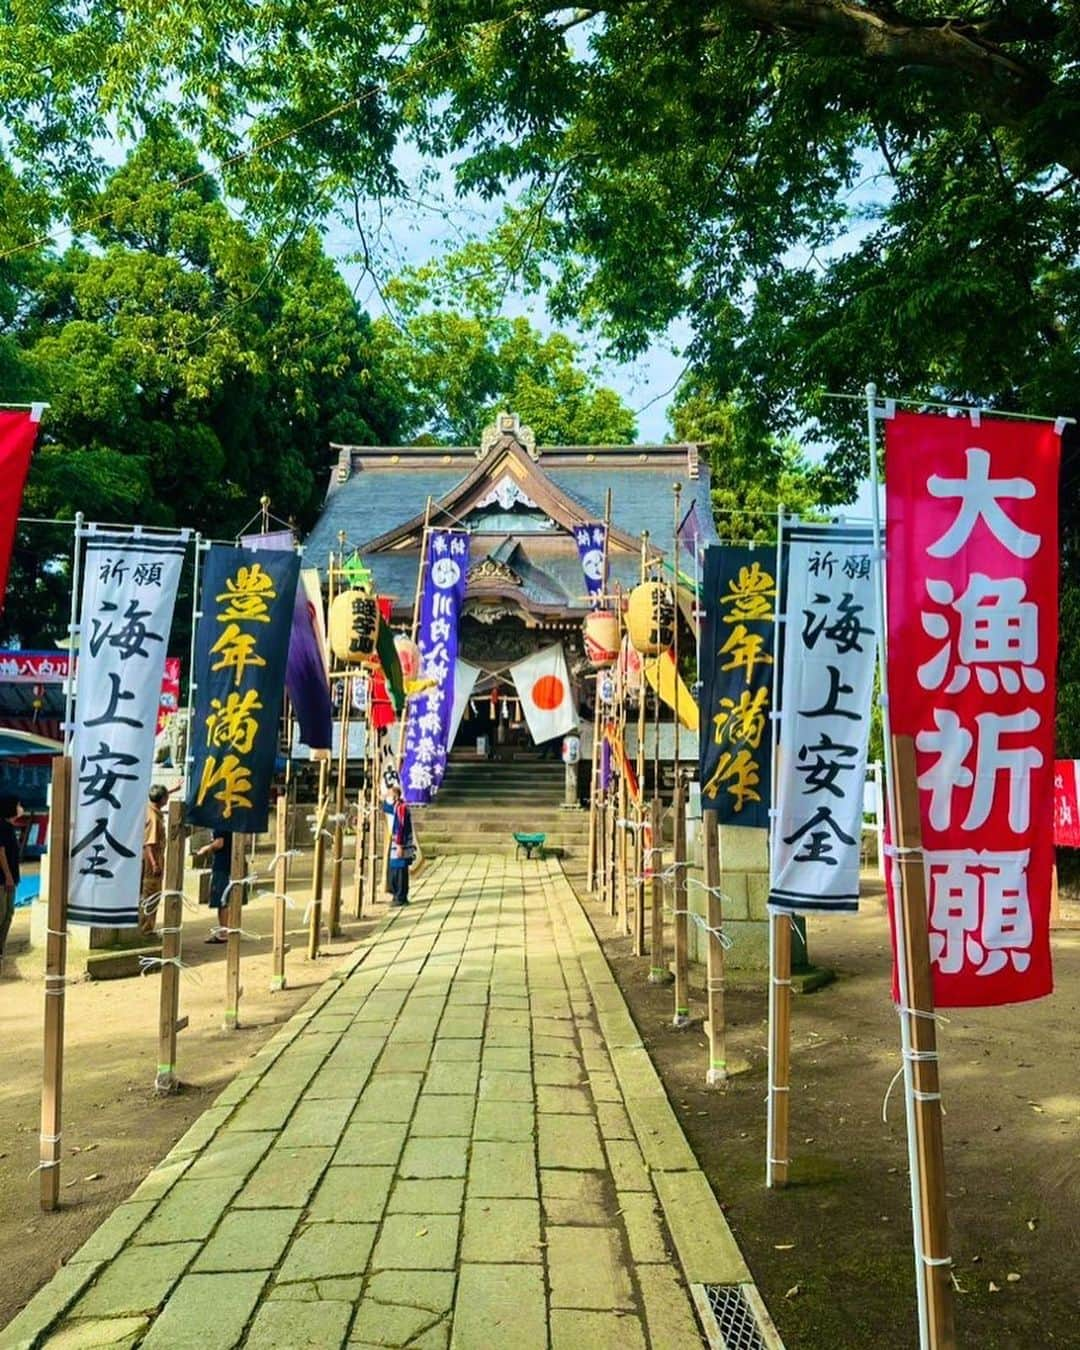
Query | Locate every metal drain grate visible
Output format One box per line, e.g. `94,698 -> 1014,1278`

703,1284 -> 769,1350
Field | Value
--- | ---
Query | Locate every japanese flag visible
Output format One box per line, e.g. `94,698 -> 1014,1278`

511,645 -> 578,744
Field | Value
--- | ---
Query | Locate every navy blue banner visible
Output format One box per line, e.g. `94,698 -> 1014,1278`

698,545 -> 778,828
187,546 -> 299,833
573,523 -> 606,602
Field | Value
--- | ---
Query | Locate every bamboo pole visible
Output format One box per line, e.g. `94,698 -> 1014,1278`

703,810 -> 728,1085
606,772 -> 618,919
271,795 -> 289,991
307,757 -> 330,959
617,765 -> 630,935
648,553 -> 669,984
586,680 -> 601,892
892,734 -> 955,1348
366,725 -> 380,909
328,671 -> 351,938
223,831 -> 248,1031
648,795 -> 667,984
633,531 -> 648,956
672,775 -> 690,1027
670,484 -> 690,1023
766,913 -> 793,1187
40,755 -> 71,1211
155,800 -> 188,1091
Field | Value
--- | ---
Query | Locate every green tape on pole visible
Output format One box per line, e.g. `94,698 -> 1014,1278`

156,1064 -> 174,1075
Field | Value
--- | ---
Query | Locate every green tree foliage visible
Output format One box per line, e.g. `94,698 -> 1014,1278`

377,255 -> 636,445
670,380 -> 825,541
0,129 -> 403,644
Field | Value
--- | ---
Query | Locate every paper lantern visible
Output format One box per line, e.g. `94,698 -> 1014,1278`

627,581 -> 675,655
394,633 -> 421,682
618,634 -> 643,693
583,609 -> 619,667
329,589 -> 380,664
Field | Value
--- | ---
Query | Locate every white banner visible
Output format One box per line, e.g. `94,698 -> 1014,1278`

510,645 -> 578,746
69,529 -> 189,926
448,659 -> 482,751
769,524 -> 877,914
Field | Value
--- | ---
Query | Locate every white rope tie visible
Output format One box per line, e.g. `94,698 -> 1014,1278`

663,905 -> 734,949
46,928 -> 68,938
882,843 -> 922,859
897,1004 -> 950,1024
267,849 -> 302,868
921,1254 -> 953,1267
139,954 -> 201,982
213,925 -> 260,941
882,1065 -> 904,1123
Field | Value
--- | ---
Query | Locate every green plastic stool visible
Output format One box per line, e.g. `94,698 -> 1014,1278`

513,832 -> 546,861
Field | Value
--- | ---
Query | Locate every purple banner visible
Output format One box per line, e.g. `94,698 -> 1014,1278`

573,523 -> 606,603
242,531 -> 332,751
402,529 -> 470,804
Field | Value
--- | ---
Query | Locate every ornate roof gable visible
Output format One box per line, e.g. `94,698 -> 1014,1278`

361,413 -> 639,554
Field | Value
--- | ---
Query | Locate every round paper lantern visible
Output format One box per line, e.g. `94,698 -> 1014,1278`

394,633 -> 421,682
583,609 -> 619,667
627,581 -> 675,655
329,589 -> 380,665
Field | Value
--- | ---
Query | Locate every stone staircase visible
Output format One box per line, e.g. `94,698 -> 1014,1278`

414,753 -> 590,857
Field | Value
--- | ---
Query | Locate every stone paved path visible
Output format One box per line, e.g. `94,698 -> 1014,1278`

3,856 -> 757,1349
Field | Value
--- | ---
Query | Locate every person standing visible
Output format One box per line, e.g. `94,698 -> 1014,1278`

195,828 -> 233,942
0,796 -> 24,975
383,785 -> 413,907
139,784 -> 169,936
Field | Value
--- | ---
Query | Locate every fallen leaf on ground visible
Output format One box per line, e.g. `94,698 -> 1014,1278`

774,1243 -> 795,1251
1007,1273 -> 1021,1283
784,1284 -> 801,1299
1027,1219 -> 1038,1231
989,1282 -> 1000,1293
83,1173 -> 102,1182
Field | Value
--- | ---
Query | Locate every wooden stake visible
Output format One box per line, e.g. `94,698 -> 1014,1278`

632,792 -> 646,957
271,794 -> 289,991
617,769 -> 630,935
155,800 -> 188,1092
40,755 -> 71,1211
606,780 -> 618,919
892,734 -> 955,1348
672,776 -> 690,1027
586,684 -> 601,893
703,810 -> 728,1085
223,831 -> 248,1031
766,912 -> 793,1187
327,673 -> 351,938
307,757 -> 330,959
648,795 -> 668,984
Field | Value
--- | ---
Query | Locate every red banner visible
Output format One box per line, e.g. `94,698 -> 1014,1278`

886,411 -> 1060,1007
0,650 -> 181,734
1053,760 -> 1080,849
0,409 -> 42,609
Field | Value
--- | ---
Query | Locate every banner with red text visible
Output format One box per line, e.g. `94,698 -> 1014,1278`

886,411 -> 1060,1006
0,407 -> 43,609
1053,760 -> 1080,849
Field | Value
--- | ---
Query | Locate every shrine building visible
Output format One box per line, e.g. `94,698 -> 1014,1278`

304,412 -> 718,757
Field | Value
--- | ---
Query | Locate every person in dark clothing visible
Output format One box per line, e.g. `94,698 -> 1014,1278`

383,785 -> 413,907
194,828 -> 233,942
0,796 -> 24,972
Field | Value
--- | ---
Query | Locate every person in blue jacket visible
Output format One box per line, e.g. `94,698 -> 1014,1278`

383,784 -> 414,907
